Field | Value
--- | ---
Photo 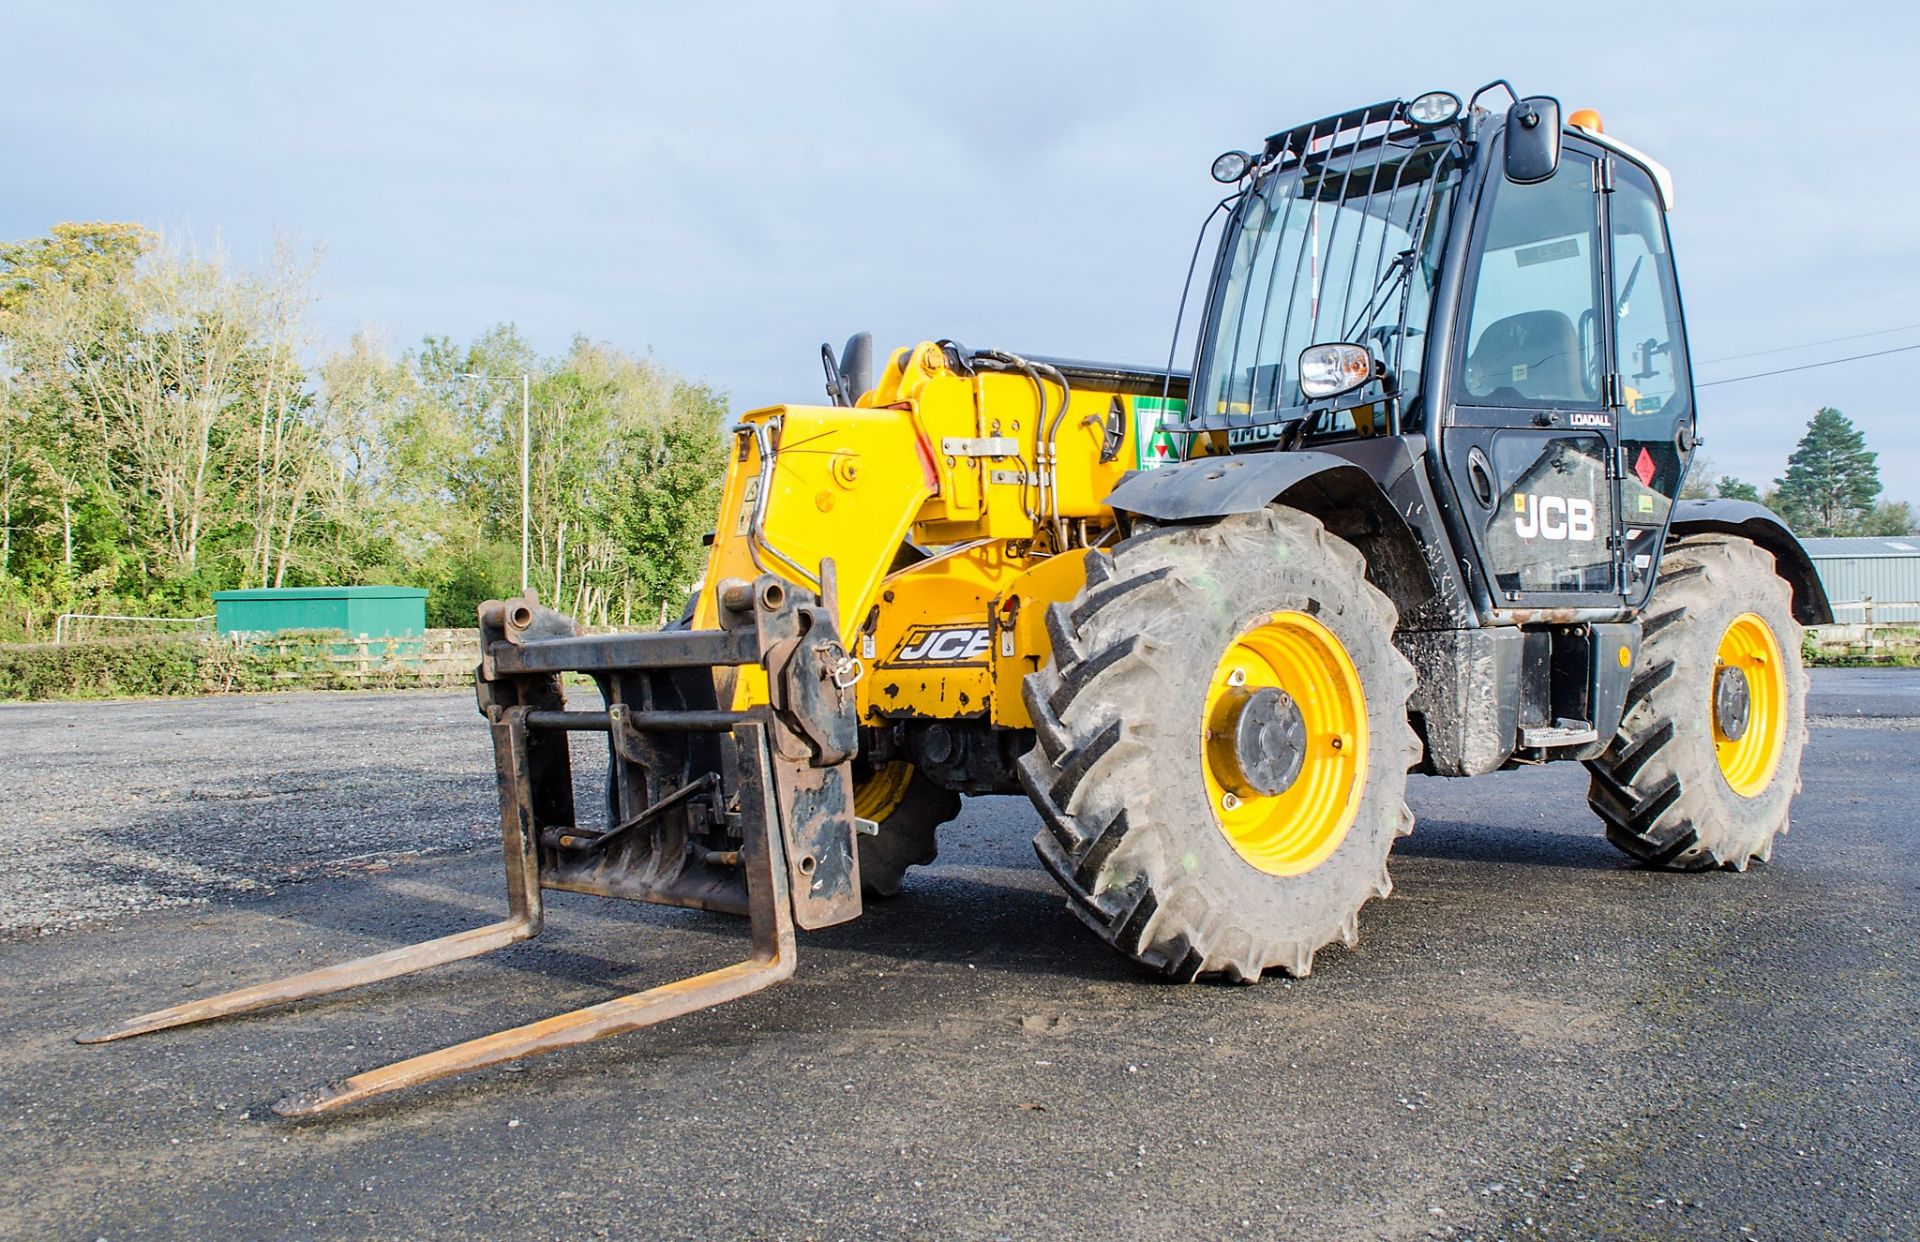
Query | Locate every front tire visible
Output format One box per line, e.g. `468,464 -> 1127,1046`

1585,535 -> 1808,869
1019,507 -> 1418,982
852,761 -> 959,897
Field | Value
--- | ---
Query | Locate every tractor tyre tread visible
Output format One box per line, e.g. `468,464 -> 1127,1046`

1019,507 -> 1417,983
1584,535 -> 1807,871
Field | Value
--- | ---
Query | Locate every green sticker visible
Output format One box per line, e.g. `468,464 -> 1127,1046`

1633,395 -> 1663,414
1133,396 -> 1186,470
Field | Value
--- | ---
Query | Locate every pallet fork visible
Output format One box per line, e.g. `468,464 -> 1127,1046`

78,570 -> 866,1117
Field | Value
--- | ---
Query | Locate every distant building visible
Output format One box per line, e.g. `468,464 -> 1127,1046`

1799,537 -> 1920,624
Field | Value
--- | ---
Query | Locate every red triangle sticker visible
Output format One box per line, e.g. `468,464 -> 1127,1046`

1634,447 -> 1656,488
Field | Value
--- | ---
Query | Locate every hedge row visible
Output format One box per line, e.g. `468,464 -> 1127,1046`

0,633 -> 463,702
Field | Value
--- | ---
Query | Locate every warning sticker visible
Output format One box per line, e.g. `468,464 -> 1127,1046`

733,476 -> 761,536
1133,397 -> 1186,470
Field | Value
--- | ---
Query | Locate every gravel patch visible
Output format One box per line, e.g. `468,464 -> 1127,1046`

5,671 -> 1913,935
0,690 -> 500,937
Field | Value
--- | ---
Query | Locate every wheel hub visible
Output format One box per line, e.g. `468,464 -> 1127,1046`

1712,612 -> 1787,798
1199,610 -> 1369,877
1712,664 -> 1751,743
1206,685 -> 1307,797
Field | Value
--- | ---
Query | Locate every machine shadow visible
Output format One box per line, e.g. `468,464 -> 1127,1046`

1391,814 -> 1623,871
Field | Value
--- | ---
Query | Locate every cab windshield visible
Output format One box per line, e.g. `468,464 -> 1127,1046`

1195,139 -> 1460,432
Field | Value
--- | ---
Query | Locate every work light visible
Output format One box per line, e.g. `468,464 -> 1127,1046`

1211,150 -> 1252,183
1298,343 -> 1376,399
1406,91 -> 1462,125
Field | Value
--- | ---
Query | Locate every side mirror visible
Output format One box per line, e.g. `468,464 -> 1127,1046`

1503,95 -> 1562,183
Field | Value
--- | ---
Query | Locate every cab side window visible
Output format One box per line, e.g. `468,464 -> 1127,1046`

1460,156 -> 1603,405
1611,161 -> 1691,508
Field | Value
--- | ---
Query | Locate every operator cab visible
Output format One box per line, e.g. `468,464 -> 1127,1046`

1175,83 -> 1695,624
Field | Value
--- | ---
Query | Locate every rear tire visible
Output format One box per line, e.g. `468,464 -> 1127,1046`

1019,507 -> 1418,981
1585,536 -> 1807,870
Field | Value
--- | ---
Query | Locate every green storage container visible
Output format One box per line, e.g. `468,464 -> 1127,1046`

212,586 -> 428,638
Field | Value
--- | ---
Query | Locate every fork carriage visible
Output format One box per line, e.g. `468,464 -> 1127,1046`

81,567 -> 866,1117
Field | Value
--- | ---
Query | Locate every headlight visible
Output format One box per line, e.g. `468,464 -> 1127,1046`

1406,91 -> 1462,125
1211,150 -> 1252,183
1298,343 -> 1377,399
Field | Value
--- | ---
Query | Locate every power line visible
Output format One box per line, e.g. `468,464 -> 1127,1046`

1695,342 -> 1920,388
1698,322 -> 1920,366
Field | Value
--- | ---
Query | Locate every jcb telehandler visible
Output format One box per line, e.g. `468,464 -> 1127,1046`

83,82 -> 1830,1115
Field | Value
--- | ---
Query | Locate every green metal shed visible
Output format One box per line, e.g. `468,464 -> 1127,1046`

212,586 -> 429,637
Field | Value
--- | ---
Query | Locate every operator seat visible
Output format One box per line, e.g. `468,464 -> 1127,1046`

1466,310 -> 1584,402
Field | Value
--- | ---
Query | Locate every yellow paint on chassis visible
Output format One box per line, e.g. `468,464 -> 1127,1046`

1201,611 -> 1370,877
858,544 -> 1092,729
691,342 -> 1155,727
1713,612 -> 1787,797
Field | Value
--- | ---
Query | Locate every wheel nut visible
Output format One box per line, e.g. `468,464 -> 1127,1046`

1226,669 -> 1247,687
1221,792 -> 1241,811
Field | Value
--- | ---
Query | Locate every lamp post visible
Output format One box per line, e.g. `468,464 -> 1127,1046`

454,372 -> 532,594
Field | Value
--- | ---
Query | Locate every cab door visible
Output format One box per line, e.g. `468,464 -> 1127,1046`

1607,158 -> 1696,606
1441,142 -> 1625,613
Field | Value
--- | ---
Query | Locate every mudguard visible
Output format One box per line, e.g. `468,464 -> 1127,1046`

1670,499 -> 1832,625
1106,450 -> 1395,523
1104,449 -> 1437,618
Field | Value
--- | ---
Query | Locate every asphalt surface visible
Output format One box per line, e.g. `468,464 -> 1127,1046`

1,674 -> 1915,1240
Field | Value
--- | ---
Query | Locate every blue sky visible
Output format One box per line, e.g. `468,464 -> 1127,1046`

5,1 -> 1917,502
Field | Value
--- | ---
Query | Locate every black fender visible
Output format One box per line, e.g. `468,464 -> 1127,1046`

1670,499 -> 1832,625
1106,450 -> 1434,621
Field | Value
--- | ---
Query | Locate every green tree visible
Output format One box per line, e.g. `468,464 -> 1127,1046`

1855,500 -> 1918,537
1,224 -> 337,629
1773,407 -> 1882,536
0,219 -> 730,640
0,225 -> 151,595
1678,453 -> 1716,500
1716,476 -> 1761,503
0,222 -> 151,317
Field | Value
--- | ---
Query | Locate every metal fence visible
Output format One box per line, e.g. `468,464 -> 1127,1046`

1824,599 -> 1920,625
52,612 -> 216,644
230,628 -> 479,686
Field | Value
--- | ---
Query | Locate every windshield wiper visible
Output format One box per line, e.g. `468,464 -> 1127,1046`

1617,255 -> 1644,318
1343,249 -> 1415,343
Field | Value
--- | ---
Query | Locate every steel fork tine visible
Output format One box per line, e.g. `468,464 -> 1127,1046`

272,924 -> 794,1117
80,706 -> 550,1048
272,758 -> 795,1118
75,916 -> 538,1045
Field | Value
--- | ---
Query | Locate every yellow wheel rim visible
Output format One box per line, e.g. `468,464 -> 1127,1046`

1200,611 -> 1369,876
1713,613 -> 1787,798
854,761 -> 915,822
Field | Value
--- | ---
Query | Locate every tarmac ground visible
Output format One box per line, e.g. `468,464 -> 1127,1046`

1,671 -> 1914,1239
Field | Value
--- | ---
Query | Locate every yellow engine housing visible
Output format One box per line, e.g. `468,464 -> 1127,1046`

695,341 -> 1192,731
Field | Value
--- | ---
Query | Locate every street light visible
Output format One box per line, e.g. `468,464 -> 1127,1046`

453,371 -> 532,594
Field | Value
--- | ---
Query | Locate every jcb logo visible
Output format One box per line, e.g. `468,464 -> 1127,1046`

1514,494 -> 1596,541
893,626 -> 991,664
